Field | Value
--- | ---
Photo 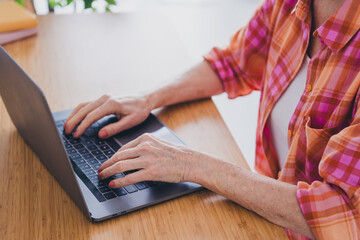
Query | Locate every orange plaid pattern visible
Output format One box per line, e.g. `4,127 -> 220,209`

204,0 -> 360,239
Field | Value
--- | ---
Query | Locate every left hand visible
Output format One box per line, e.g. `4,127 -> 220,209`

97,133 -> 205,188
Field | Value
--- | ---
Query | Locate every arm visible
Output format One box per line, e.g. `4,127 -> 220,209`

145,61 -> 223,110
64,61 -> 223,138
190,157 -> 315,239
97,134 -> 314,239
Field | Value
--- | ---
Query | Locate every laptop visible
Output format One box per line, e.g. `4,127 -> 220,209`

0,46 -> 202,221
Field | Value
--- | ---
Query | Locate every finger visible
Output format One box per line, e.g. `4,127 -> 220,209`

98,115 -> 135,139
65,97 -> 108,134
109,170 -> 149,188
98,148 -> 141,172
99,158 -> 143,180
65,102 -> 89,124
73,102 -> 115,137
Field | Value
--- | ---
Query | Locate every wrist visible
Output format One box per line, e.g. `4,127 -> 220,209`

185,152 -> 218,186
143,91 -> 162,111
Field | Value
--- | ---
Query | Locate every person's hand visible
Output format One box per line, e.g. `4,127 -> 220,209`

97,133 -> 208,188
64,94 -> 151,138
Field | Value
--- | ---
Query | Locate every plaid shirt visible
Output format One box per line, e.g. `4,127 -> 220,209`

204,0 -> 360,239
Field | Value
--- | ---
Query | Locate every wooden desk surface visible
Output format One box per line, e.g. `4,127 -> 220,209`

0,13 -> 287,239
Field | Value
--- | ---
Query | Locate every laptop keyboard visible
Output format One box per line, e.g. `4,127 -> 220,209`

55,116 -> 160,202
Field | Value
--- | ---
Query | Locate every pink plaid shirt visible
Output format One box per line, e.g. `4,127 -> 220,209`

204,0 -> 360,239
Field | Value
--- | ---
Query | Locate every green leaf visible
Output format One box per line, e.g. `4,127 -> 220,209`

48,0 -> 63,9
66,0 -> 73,5
105,5 -> 111,11
14,0 -> 25,7
83,0 -> 94,9
105,0 -> 116,6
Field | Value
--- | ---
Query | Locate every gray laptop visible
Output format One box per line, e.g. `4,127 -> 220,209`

0,46 -> 202,221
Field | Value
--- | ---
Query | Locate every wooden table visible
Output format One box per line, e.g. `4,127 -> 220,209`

0,13 -> 287,239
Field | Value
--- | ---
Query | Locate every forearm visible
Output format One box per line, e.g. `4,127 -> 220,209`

144,61 -> 223,110
189,156 -> 314,239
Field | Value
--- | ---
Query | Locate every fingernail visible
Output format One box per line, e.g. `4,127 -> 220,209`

98,172 -> 103,179
109,181 -> 115,188
73,130 -> 79,138
98,168 -> 102,173
99,129 -> 108,138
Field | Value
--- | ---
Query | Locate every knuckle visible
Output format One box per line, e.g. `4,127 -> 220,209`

106,98 -> 118,106
140,133 -> 151,140
114,162 -> 123,172
143,133 -> 152,139
101,94 -> 111,100
139,142 -> 152,151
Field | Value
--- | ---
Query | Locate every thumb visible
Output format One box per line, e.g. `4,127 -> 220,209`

98,116 -> 134,138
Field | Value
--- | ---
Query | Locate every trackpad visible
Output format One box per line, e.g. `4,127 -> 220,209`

114,114 -> 184,146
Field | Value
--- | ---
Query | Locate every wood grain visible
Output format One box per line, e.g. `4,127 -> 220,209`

0,13 -> 287,239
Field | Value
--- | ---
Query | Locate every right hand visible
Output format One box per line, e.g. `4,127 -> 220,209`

64,94 -> 151,139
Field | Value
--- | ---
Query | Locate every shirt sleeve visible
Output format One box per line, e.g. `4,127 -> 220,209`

203,0 -> 276,99
296,105 -> 360,239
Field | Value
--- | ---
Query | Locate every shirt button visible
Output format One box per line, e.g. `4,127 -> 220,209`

306,84 -> 312,92
288,130 -> 292,138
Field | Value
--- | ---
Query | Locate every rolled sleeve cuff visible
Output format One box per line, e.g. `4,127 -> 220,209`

203,47 -> 255,99
296,181 -> 360,239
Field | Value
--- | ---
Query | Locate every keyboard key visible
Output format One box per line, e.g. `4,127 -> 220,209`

69,139 -> 80,144
64,134 -> 74,140
69,154 -> 81,160
96,154 -> 107,161
83,169 -> 96,176
98,145 -> 110,151
91,150 -> 102,156
67,148 -> 76,154
72,158 -> 86,165
79,164 -> 91,170
104,192 -> 116,200
94,180 -> 107,187
98,186 -> 112,193
64,143 -> 72,149
82,153 -> 94,160
89,175 -> 100,182
113,187 -> 127,196
93,139 -> 105,146
87,145 -> 98,151
80,138 -> 93,146
91,163 -> 101,170
78,149 -> 89,154
135,182 -> 148,190
104,150 -> 115,156
87,159 -> 99,165
124,185 -> 138,193
74,143 -> 85,149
